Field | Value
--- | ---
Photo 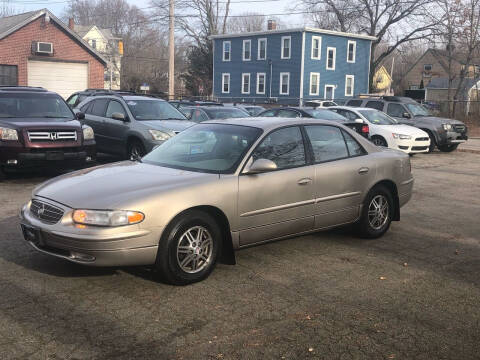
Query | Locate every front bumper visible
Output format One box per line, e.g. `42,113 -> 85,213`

394,138 -> 430,154
19,199 -> 160,267
437,129 -> 468,146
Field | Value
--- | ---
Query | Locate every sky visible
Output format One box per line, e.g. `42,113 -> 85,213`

5,0 -> 307,28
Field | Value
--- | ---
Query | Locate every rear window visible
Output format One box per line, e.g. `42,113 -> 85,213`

203,108 -> 249,119
346,100 -> 363,107
303,109 -> 347,122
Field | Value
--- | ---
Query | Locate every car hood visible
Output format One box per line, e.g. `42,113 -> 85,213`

34,161 -> 218,209
413,116 -> 464,125
139,120 -> 196,132
381,124 -> 428,136
0,118 -> 80,130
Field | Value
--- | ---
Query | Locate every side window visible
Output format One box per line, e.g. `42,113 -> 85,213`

106,100 -> 126,118
91,99 -> 109,117
337,109 -> 357,121
305,125 -> 349,162
277,109 -> 300,118
365,101 -> 384,111
387,103 -> 406,117
342,130 -> 366,157
259,109 -> 277,117
346,100 -> 362,107
251,126 -> 306,169
67,95 -> 78,106
80,100 -> 93,114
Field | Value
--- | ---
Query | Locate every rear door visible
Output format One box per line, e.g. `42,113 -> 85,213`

84,99 -> 109,152
102,99 -> 130,155
304,125 -> 376,228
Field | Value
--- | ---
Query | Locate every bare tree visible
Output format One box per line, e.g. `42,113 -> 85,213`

299,0 -> 437,91
227,12 -> 266,33
1,0 -> 16,17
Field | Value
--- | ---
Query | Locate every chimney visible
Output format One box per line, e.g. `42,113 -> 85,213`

68,18 -> 75,30
267,20 -> 277,31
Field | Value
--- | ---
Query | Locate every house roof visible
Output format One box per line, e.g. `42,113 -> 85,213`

74,24 -> 121,41
0,9 -> 107,64
209,27 -> 377,41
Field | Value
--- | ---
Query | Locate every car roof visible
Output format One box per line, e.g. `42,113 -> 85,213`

331,106 -> 374,111
0,86 -> 59,95
204,117 -> 344,131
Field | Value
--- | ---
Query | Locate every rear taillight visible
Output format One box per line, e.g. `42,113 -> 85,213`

361,125 -> 369,134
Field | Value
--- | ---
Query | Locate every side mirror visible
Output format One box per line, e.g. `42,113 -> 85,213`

76,112 -> 85,120
243,158 -> 277,174
403,112 -> 411,119
355,118 -> 364,123
112,112 -> 127,121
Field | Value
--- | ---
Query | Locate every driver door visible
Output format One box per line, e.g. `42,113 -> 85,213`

238,126 -> 315,246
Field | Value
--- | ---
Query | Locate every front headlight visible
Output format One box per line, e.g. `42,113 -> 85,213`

0,127 -> 18,141
82,126 -> 94,140
442,124 -> 453,131
72,209 -> 144,227
392,133 -> 412,140
149,129 -> 171,141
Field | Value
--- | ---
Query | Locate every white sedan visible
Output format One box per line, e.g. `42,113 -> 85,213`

330,107 -> 430,154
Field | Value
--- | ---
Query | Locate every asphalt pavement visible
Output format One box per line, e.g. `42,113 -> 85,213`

0,150 -> 479,359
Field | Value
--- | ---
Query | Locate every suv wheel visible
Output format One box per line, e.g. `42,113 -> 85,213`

356,185 -> 393,238
372,136 -> 388,147
426,131 -> 436,152
438,144 -> 459,152
0,167 -> 5,181
127,139 -> 146,160
155,210 -> 220,285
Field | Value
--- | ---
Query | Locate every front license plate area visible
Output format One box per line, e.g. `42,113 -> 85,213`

46,152 -> 65,161
21,224 -> 43,246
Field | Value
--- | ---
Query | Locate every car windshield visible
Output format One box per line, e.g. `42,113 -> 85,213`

142,124 -> 262,174
244,106 -> 264,116
359,110 -> 398,125
126,99 -> 187,120
405,103 -> 431,116
0,93 -> 74,119
204,108 -> 250,119
303,109 -> 347,122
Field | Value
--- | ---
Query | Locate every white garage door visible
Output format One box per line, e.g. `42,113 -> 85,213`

28,61 -> 88,99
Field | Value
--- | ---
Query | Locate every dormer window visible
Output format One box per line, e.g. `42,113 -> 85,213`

91,39 -> 96,49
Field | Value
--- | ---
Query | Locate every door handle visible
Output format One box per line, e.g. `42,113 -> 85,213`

297,178 -> 313,185
358,167 -> 369,174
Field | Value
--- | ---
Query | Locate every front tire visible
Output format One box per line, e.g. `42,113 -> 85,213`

372,136 -> 388,147
356,185 -> 393,239
426,131 -> 436,152
155,210 -> 220,285
438,144 -> 459,152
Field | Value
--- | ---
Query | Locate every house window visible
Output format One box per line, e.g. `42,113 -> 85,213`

324,84 -> 335,99
311,36 -> 321,60
345,75 -> 354,96
223,41 -> 231,61
409,85 -> 419,90
424,64 -> 432,71
281,36 -> 291,59
327,47 -> 336,70
310,72 -> 320,95
222,73 -> 230,93
280,72 -> 290,95
257,73 -> 266,94
243,40 -> 251,61
258,38 -> 267,60
91,39 -> 96,49
347,40 -> 356,63
242,73 -> 250,94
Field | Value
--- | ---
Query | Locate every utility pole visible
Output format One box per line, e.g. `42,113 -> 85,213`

168,0 -> 175,100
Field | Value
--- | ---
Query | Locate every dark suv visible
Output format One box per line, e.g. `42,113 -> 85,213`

0,86 -> 95,180
345,96 -> 468,152
76,92 -> 196,159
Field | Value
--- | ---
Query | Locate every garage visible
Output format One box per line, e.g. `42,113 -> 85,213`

27,60 -> 88,99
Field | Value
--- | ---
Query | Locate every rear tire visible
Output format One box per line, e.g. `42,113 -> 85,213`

371,136 -> 388,147
438,144 -> 459,152
356,185 -> 393,239
426,131 -> 436,152
0,167 -> 5,181
155,210 -> 220,285
127,139 -> 146,160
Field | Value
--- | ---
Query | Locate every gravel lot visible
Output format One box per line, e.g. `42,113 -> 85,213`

1,151 -> 479,359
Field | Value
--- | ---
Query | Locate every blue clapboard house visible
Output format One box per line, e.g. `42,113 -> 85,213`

211,27 -> 376,104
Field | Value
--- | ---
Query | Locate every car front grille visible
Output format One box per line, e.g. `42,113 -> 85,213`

453,124 -> 466,133
415,137 -> 429,141
412,146 -> 428,151
30,200 -> 64,224
28,130 -> 77,142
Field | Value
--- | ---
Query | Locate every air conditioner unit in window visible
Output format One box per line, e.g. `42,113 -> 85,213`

36,42 -> 53,54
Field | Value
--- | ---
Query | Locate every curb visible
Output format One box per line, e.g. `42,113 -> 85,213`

458,148 -> 480,154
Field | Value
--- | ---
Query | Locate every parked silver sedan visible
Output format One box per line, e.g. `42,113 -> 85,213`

20,118 -> 413,284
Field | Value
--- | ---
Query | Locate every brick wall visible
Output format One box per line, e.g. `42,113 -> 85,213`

0,15 -> 105,87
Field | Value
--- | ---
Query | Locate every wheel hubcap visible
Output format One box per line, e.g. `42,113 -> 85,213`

368,195 -> 389,230
130,145 -> 141,160
373,138 -> 385,147
176,226 -> 213,274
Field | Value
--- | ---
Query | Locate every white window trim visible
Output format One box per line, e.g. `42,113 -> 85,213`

243,39 -> 251,61
345,75 -> 354,96
311,36 -> 321,60
222,73 -> 230,94
324,84 -> 335,99
326,47 -> 336,70
241,73 -> 251,94
279,72 -> 290,95
281,36 -> 291,59
309,72 -> 320,96
256,72 -> 266,94
257,38 -> 267,60
347,40 -> 356,63
222,41 -> 231,62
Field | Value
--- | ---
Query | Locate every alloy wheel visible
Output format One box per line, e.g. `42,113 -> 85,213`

373,137 -> 387,147
368,195 -> 389,230
176,226 -> 213,274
